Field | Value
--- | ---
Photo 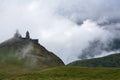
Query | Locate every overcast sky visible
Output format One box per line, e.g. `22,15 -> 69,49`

0,0 -> 120,64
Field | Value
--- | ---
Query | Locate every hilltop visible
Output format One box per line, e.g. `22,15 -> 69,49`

0,31 -> 64,73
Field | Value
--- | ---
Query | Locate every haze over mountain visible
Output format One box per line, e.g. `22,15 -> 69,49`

0,31 -> 64,70
79,38 -> 120,59
0,0 -> 120,64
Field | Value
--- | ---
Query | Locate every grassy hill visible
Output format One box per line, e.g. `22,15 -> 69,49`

1,66 -> 120,80
0,32 -> 120,80
0,37 -> 64,74
68,53 -> 120,67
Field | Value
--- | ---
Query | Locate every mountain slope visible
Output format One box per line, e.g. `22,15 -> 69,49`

0,33 -> 64,72
68,53 -> 120,67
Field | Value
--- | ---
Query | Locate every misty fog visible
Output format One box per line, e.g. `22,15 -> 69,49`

0,0 -> 120,64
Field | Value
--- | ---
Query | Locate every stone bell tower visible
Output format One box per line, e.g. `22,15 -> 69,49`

26,31 -> 30,39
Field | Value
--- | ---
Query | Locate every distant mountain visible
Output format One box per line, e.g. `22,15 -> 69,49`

68,53 -> 120,67
0,31 -> 64,72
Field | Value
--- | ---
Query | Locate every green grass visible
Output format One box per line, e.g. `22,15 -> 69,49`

2,66 -> 120,80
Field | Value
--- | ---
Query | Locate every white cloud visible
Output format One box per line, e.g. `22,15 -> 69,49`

0,0 -> 119,64
40,19 -> 111,64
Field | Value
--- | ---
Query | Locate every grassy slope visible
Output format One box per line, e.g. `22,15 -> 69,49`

0,38 -> 64,74
68,53 -> 120,67
2,66 -> 120,80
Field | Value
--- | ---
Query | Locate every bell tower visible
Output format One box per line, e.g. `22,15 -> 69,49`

26,31 -> 30,39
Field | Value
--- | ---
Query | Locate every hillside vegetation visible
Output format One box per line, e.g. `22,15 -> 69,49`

68,53 -> 120,67
1,67 -> 120,80
0,37 -> 64,71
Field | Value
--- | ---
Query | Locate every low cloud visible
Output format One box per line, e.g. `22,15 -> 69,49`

0,0 -> 120,64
